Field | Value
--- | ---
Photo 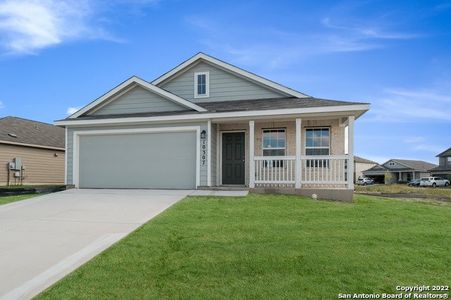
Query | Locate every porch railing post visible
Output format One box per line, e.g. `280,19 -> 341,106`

249,120 -> 255,188
347,115 -> 355,189
295,118 -> 302,189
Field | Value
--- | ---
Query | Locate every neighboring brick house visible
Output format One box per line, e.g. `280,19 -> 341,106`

354,156 -> 378,181
0,116 -> 65,186
429,147 -> 451,179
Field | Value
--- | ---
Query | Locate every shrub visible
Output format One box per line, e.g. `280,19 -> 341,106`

384,171 -> 395,184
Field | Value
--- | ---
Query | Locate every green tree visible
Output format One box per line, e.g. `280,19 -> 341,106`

384,171 -> 395,184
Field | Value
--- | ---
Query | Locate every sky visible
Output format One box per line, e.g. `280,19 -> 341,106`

0,0 -> 450,164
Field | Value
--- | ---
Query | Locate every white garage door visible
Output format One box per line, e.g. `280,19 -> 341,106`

77,131 -> 197,189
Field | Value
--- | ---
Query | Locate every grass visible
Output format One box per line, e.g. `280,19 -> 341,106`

37,194 -> 451,299
0,194 -> 38,206
355,183 -> 451,199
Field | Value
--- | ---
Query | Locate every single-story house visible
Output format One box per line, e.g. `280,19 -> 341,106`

362,159 -> 437,183
55,53 -> 370,201
0,116 -> 65,186
354,156 -> 378,181
429,147 -> 451,179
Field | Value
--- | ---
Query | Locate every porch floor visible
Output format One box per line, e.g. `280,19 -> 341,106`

190,190 -> 249,197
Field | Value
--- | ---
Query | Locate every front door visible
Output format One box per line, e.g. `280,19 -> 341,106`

222,132 -> 245,184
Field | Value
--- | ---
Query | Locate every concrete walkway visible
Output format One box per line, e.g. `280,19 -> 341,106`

0,189 -> 190,300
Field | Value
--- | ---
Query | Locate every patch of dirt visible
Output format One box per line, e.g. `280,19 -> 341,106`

355,192 -> 451,203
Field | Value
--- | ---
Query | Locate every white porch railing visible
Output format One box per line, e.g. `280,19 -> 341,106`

254,156 -> 296,184
253,155 -> 349,187
300,155 -> 348,184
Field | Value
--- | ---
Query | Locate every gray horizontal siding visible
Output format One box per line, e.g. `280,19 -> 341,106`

160,61 -> 286,102
92,86 -> 186,115
66,121 -> 208,187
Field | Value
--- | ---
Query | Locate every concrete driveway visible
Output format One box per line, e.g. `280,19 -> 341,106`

0,189 -> 190,300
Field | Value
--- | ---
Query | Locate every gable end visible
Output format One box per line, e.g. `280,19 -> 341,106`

90,85 -> 188,116
159,60 -> 288,102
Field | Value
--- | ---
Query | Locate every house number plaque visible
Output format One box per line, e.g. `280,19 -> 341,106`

201,132 -> 207,166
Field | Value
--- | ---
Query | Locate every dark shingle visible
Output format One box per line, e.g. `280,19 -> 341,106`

436,147 -> 451,157
391,159 -> 437,172
198,97 -> 367,112
354,156 -> 378,164
0,116 -> 65,149
61,97 -> 367,121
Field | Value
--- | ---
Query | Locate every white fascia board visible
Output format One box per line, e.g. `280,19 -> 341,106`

69,76 -> 206,119
0,140 -> 65,151
55,104 -> 370,126
152,53 -> 309,98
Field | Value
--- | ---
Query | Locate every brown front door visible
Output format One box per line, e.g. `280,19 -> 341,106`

222,132 -> 245,184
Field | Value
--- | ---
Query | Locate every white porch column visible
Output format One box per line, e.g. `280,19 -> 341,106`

295,118 -> 302,189
249,120 -> 255,188
347,116 -> 355,189
207,119 -> 212,187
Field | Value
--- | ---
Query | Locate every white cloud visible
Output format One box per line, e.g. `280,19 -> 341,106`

321,17 -> 419,40
362,86 -> 451,123
186,12 -> 419,69
0,100 -> 4,109
404,136 -> 444,154
66,106 -> 79,115
0,0 -> 157,54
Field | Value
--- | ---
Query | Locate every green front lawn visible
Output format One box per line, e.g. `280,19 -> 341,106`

0,194 -> 38,206
38,194 -> 451,299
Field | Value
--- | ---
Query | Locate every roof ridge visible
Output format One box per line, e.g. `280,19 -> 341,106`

0,116 -> 55,127
151,52 -> 311,98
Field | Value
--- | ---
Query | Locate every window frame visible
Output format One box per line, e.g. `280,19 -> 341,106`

194,71 -> 210,98
305,127 -> 331,168
262,128 -> 287,168
304,127 -> 331,156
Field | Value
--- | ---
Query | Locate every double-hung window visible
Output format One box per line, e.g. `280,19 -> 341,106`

262,129 -> 286,167
194,72 -> 209,98
305,128 -> 330,167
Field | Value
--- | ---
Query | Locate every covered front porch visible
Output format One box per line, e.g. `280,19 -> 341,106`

207,115 -> 356,199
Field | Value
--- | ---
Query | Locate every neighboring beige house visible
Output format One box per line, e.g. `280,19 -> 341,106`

0,116 -> 65,186
429,147 -> 451,179
56,52 -> 370,201
363,159 -> 436,183
354,156 -> 378,181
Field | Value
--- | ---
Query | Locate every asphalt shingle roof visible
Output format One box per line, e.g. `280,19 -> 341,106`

354,155 -> 378,164
0,116 -> 65,149
436,147 -> 451,157
64,97 -> 367,121
430,165 -> 451,172
390,159 -> 437,172
197,97 -> 367,112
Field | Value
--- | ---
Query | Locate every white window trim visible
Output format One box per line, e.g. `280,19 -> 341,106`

194,71 -> 210,98
262,128 -> 287,155
305,127 -> 331,155
72,126 -> 201,189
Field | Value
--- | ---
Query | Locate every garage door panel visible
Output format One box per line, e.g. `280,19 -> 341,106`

78,132 -> 196,189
